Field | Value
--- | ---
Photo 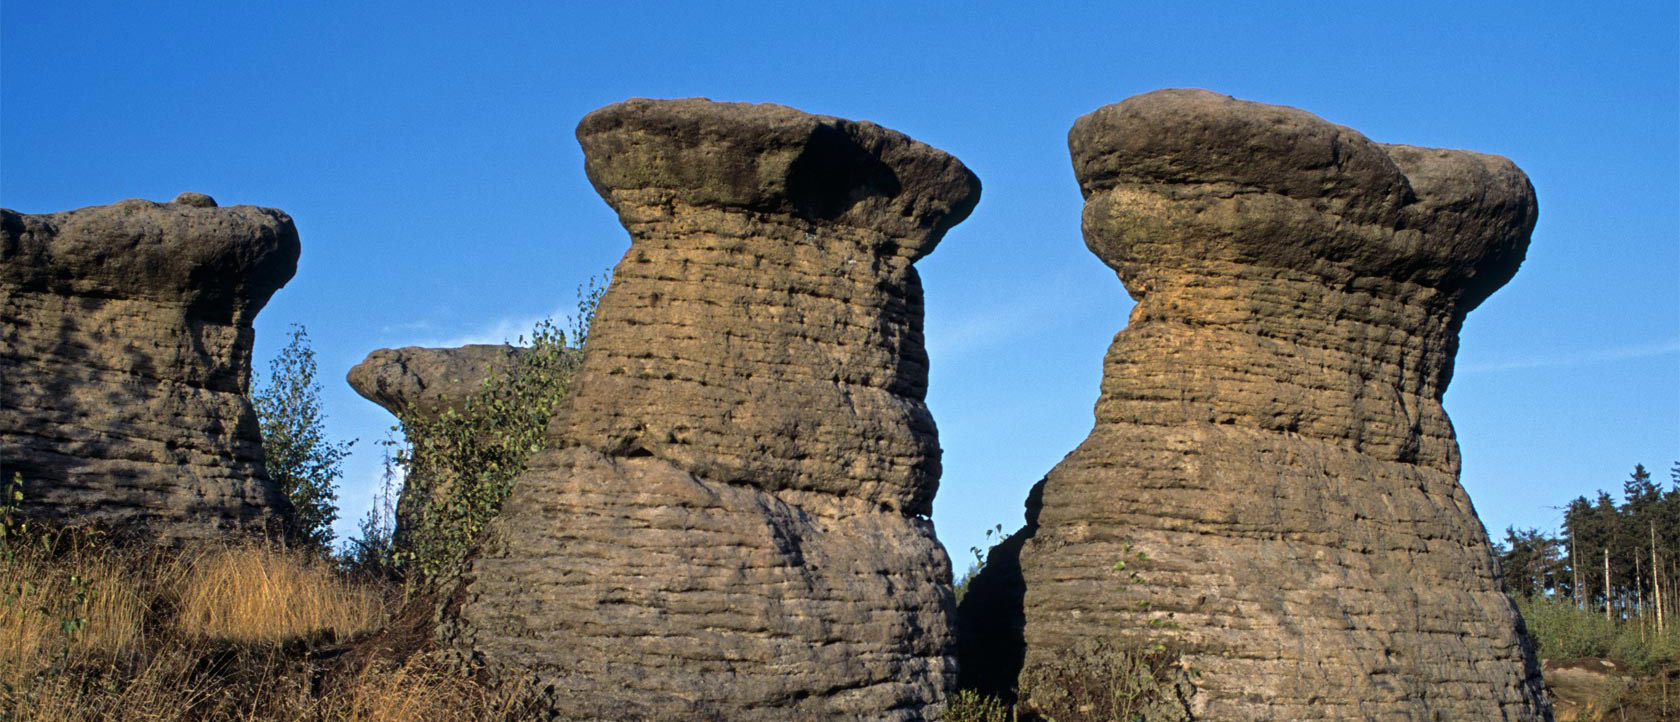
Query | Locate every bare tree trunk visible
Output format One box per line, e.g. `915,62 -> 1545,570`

1573,536 -> 1583,610
1637,554 -> 1646,641
1604,547 -> 1612,622
1654,521 -> 1665,634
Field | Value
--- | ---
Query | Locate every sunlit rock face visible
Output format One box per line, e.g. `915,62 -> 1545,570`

442,99 -> 980,721
961,89 -> 1549,720
0,193 -> 299,541
348,344 -> 535,423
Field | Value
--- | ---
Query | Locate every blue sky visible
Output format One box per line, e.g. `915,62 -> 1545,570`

4,2 -> 1676,570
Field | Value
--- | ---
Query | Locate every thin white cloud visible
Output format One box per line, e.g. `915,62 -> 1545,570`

926,305 -> 1039,360
1459,339 -> 1680,373
394,307 -> 572,349
926,284 -> 1093,361
377,319 -> 437,335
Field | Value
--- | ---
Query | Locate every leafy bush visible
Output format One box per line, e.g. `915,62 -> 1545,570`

1017,638 -> 1192,722
947,688 -> 1011,722
389,322 -> 573,582
1518,594 -> 1680,673
384,273 -> 607,584
252,324 -> 355,554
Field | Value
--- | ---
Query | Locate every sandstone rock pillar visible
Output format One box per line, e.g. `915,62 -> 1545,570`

444,99 -> 980,721
965,90 -> 1548,720
1,193 -> 299,541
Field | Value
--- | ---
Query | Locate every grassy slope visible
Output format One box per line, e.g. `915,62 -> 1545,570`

1,534 -> 533,722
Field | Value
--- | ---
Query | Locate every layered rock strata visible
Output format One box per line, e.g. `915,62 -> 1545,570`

443,99 -> 980,721
1,193 -> 299,541
962,89 -> 1548,720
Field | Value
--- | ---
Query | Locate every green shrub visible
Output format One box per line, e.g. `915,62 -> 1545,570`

947,688 -> 1010,722
386,274 -> 607,584
253,324 -> 354,555
1517,594 -> 1680,673
1018,638 -> 1192,722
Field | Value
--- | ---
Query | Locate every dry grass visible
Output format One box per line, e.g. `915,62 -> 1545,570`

0,535 -> 537,722
329,654 -> 541,722
173,544 -> 385,643
17,644 -> 299,722
15,647 -> 537,722
2,537 -> 384,688
1,545 -> 148,683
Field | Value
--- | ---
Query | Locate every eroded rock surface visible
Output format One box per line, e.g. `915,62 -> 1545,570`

1,193 -> 299,541
961,90 -> 1548,720
441,99 -> 979,721
348,345 -> 534,422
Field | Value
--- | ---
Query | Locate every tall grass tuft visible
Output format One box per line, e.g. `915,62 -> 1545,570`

173,544 -> 385,643
2,538 -> 149,688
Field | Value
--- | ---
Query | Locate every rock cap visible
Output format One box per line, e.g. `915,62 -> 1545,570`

577,98 -> 981,258
347,345 -> 535,421
1070,89 -> 1535,309
1,193 -> 299,323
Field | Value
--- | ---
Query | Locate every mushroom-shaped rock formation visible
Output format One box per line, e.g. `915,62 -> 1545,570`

959,90 -> 1547,720
441,99 -> 980,721
0,194 -> 300,541
348,345 -> 536,422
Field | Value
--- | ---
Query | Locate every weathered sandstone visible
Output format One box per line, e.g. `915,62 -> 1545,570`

0,193 -> 299,540
960,89 -> 1548,720
348,344 -> 535,422
442,99 -> 980,720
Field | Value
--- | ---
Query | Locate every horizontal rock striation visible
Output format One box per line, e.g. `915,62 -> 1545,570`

442,99 -> 979,721
963,89 -> 1548,720
1,193 -> 299,541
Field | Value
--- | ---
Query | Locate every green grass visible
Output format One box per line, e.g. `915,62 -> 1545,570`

1517,595 -> 1680,673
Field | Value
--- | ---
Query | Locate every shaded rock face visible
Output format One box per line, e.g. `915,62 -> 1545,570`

346,344 -> 536,540
1,194 -> 299,541
443,99 -> 979,721
961,90 -> 1548,720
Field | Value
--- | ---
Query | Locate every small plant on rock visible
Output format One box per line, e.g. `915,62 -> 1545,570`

390,273 -> 608,584
947,688 -> 1011,722
1018,638 -> 1193,722
0,474 -> 28,561
956,523 -> 1006,605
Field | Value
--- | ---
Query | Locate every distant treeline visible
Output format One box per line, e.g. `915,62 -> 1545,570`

1496,463 -> 1680,630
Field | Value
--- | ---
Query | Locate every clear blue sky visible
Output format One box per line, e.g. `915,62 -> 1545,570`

4,2 -> 1676,570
